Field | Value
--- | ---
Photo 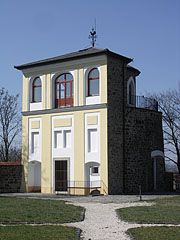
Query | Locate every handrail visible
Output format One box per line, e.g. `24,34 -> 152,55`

127,94 -> 158,111
55,180 -> 108,195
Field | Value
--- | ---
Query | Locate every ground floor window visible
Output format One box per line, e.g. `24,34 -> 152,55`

91,166 -> 99,175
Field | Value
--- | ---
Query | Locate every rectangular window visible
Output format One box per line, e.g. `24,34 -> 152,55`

31,132 -> 39,154
54,131 -> 63,148
64,130 -> 71,148
91,166 -> 99,175
88,129 -> 97,152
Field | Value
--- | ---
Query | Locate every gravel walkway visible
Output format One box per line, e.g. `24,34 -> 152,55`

65,202 -> 152,240
64,200 -> 180,240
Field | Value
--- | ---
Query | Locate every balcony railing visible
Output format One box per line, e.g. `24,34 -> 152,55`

127,94 -> 158,111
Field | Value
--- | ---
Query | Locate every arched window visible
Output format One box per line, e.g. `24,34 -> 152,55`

127,77 -> 135,106
32,77 -> 42,102
88,68 -> 99,96
129,81 -> 134,104
55,73 -> 74,108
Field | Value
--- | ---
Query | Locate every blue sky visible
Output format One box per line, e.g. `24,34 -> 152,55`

0,0 -> 179,105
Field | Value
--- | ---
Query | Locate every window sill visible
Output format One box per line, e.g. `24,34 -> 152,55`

86,96 -> 100,105
30,102 -> 43,111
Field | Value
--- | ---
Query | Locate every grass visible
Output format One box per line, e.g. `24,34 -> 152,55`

0,197 -> 83,223
0,225 -> 78,240
117,196 -> 180,224
127,226 -> 180,240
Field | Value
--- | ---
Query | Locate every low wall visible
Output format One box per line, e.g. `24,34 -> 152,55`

0,162 -> 25,193
164,172 -> 173,191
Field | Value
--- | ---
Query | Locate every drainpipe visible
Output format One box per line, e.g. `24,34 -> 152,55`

151,150 -> 164,191
153,157 -> 157,191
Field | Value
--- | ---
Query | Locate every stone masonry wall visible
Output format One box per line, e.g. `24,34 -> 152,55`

124,107 -> 165,193
107,56 -> 124,194
0,163 -> 25,193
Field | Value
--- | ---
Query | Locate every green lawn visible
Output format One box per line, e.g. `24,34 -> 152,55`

117,196 -> 180,224
0,225 -> 78,240
0,197 -> 83,223
127,226 -> 180,240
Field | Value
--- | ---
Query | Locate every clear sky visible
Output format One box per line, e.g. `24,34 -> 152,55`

0,0 -> 179,105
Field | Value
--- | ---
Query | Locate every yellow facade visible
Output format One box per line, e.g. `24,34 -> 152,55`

21,55 -> 108,195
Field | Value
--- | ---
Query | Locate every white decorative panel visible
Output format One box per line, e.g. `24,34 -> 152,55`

64,130 -> 71,148
31,132 -> 39,154
54,131 -> 62,148
88,129 -> 97,152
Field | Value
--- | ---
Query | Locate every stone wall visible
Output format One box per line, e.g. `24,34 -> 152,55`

107,56 -> 124,194
0,162 -> 25,193
124,107 -> 165,193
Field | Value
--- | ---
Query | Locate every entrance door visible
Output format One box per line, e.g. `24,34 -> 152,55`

55,160 -> 67,191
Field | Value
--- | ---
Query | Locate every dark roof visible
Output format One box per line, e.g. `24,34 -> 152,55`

127,65 -> 141,75
14,47 -> 132,70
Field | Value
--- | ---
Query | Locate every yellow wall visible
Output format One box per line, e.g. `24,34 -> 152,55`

41,115 -> 52,193
47,74 -> 51,109
74,69 -> 79,106
42,75 -> 46,109
31,120 -> 40,129
54,118 -> 72,128
100,64 -> 107,103
22,108 -> 108,194
100,109 -> 108,193
21,116 -> 29,192
87,116 -> 98,125
79,68 -> 84,106
74,111 -> 85,184
22,76 -> 29,112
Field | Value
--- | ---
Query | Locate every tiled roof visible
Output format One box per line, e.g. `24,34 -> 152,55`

14,47 -> 132,70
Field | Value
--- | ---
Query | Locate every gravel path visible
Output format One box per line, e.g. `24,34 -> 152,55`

65,202 -> 151,240
65,201 -> 180,240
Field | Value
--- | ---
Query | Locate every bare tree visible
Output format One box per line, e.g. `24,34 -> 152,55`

0,88 -> 21,162
153,86 -> 180,173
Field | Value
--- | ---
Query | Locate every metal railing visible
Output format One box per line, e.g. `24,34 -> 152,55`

55,180 -> 108,195
127,94 -> 158,111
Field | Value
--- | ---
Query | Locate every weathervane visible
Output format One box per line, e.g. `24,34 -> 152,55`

89,20 -> 97,47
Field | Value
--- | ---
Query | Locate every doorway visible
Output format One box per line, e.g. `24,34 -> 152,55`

55,160 -> 67,192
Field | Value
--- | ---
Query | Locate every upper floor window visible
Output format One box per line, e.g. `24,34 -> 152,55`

32,77 -> 42,102
129,82 -> 134,105
88,68 -> 99,96
127,77 -> 135,106
55,73 -> 74,108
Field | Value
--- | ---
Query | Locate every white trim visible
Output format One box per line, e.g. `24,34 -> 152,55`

21,55 -> 107,75
51,115 -> 74,192
29,117 -> 42,162
84,65 -> 101,105
28,161 -> 41,187
85,162 -> 101,187
29,75 -> 43,111
85,112 -> 100,164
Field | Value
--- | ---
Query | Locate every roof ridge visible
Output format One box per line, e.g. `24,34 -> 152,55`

14,47 -> 132,70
